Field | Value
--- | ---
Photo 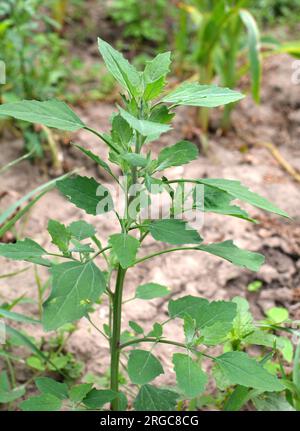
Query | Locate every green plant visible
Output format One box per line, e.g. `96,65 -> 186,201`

175,0 -> 300,134
253,0 -> 300,27
108,0 -> 169,46
0,0 -> 66,162
0,39 -> 295,411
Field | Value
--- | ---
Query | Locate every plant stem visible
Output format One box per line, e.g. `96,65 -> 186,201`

110,265 -> 126,411
135,246 -> 198,265
120,337 -> 215,360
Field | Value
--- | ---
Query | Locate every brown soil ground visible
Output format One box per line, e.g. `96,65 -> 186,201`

1,53 -> 300,405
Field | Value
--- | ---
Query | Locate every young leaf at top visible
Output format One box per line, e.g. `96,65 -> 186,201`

149,219 -> 202,245
0,238 -> 46,261
57,175 -> 113,216
128,350 -> 164,385
156,141 -> 198,171
197,240 -> 264,272
135,283 -> 170,300
173,353 -> 208,398
215,351 -> 284,392
143,52 -> 171,100
162,83 -> 244,107
0,99 -> 85,131
118,106 -> 171,137
43,261 -> 106,331
68,220 -> 96,240
98,38 -> 142,98
48,219 -> 71,254
109,233 -> 140,269
134,385 -> 178,411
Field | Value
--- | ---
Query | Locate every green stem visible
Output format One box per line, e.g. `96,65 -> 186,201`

110,265 -> 127,411
135,246 -> 198,265
120,337 -> 214,360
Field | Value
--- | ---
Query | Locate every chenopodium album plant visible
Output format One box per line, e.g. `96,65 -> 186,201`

0,39 -> 292,411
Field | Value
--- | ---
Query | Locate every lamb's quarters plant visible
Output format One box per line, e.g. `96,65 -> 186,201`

0,38 -> 295,411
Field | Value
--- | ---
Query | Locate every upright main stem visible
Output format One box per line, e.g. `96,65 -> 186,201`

110,265 -> 126,411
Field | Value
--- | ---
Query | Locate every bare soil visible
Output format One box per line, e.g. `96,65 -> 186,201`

0,54 -> 300,399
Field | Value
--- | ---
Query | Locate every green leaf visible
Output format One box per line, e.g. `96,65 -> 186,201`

134,385 -> 178,411
253,393 -> 295,411
143,52 -> 171,100
224,385 -> 251,411
144,52 -> 171,84
5,326 -> 49,365
149,219 -> 202,245
156,141 -> 198,171
0,99 -> 85,131
135,283 -> 170,300
162,83 -> 244,107
0,386 -> 25,403
122,153 -> 148,167
128,349 -> 164,384
83,389 -> 117,409
69,383 -> 93,403
98,38 -> 141,97
118,106 -> 171,137
68,220 -> 96,240
168,296 -> 208,320
197,178 -> 289,218
194,300 -> 237,330
197,240 -> 264,271
266,307 -> 289,324
147,323 -> 163,338
202,321 -> 232,346
69,240 -> 94,254
240,10 -> 261,103
111,114 -> 133,149
184,315 -> 196,344
195,185 -> 255,222
168,296 -> 236,332
173,353 -> 207,398
20,393 -> 62,411
129,321 -> 144,335
0,238 -> 46,261
43,261 -> 106,331
0,307 -> 39,325
0,171 -> 73,237
215,351 -> 284,391
57,175 -> 113,216
109,233 -> 140,269
48,220 -> 71,254
231,297 -> 255,339
35,377 -> 68,400
74,145 -> 115,179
